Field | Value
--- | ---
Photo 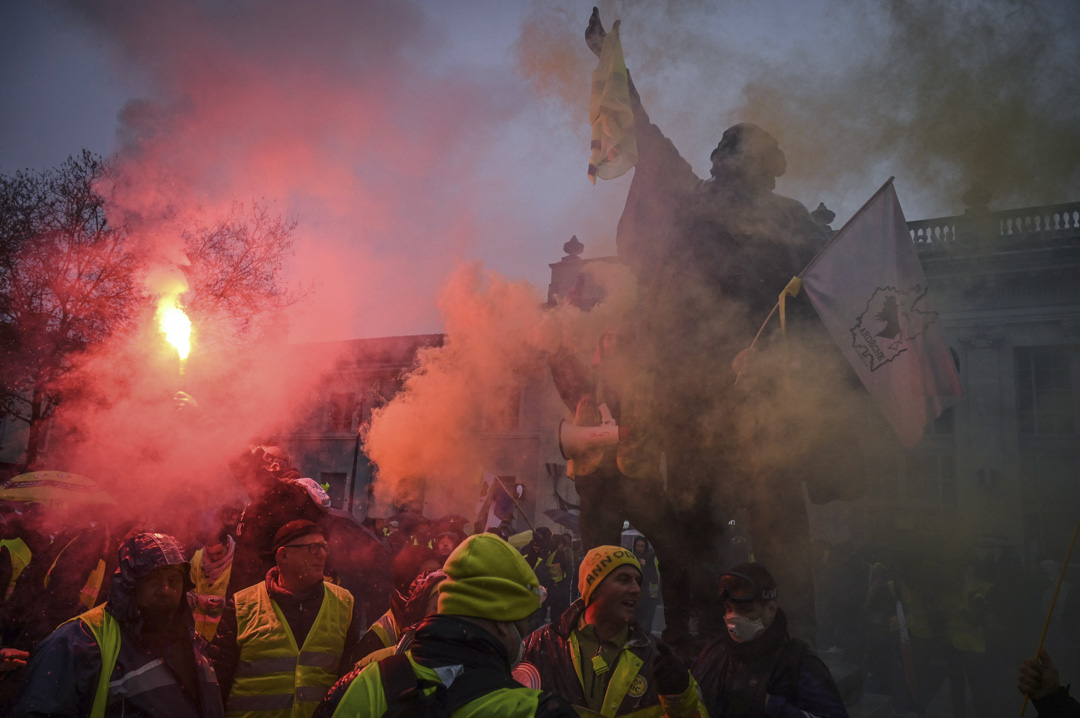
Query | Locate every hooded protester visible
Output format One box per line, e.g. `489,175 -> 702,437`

11,532 -> 224,718
2,505 -> 112,654
520,545 -> 705,718
354,544 -> 440,662
313,568 -> 448,717
329,533 -> 577,716
691,563 -> 848,718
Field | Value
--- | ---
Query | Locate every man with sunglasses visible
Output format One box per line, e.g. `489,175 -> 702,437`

211,520 -> 363,717
692,563 -> 847,718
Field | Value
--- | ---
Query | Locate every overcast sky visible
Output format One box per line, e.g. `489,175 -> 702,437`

3,0 -> 1078,342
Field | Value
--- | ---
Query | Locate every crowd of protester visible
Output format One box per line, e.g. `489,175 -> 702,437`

0,444 -> 1076,717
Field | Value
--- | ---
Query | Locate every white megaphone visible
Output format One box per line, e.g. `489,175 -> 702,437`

558,403 -> 627,475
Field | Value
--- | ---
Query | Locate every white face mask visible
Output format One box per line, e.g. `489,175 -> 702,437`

725,614 -> 765,643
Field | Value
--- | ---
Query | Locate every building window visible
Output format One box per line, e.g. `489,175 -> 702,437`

1020,453 -> 1080,559
1016,346 -> 1075,435
327,393 -> 356,433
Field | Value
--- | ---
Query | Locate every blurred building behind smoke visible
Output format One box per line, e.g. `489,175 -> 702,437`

2,198 -> 1078,565
544,198 -> 1080,566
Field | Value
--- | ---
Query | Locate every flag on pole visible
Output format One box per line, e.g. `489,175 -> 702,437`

798,180 -> 963,447
587,20 -> 636,184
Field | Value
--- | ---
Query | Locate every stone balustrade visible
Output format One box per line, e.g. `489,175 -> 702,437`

909,201 -> 1080,256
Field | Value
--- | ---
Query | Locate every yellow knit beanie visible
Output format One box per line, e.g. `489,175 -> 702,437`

579,545 -> 642,605
438,533 -> 542,622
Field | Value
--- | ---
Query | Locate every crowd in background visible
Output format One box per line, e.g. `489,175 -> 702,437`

0,444 -> 1076,716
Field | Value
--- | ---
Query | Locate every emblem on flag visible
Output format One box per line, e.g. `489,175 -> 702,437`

851,284 -> 939,372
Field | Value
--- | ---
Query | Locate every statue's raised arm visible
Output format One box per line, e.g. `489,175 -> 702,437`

584,9 -> 698,280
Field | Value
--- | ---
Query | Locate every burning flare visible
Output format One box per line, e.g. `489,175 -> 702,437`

157,297 -> 192,362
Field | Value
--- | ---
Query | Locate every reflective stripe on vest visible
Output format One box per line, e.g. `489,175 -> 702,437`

1,538 -> 31,598
190,549 -> 232,642
227,581 -> 353,718
369,610 -> 398,649
44,534 -> 82,588
79,558 -> 107,610
108,657 -> 183,701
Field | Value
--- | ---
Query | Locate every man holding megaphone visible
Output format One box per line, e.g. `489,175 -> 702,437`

551,322 -> 692,646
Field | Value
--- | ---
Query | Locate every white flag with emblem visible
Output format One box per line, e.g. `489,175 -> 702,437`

799,180 -> 963,447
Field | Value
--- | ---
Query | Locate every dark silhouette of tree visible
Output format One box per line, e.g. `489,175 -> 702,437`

0,151 -> 138,467
1,152 -> 306,469
181,201 -> 305,347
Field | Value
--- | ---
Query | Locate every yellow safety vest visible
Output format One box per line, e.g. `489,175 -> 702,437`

568,631 -> 661,718
68,604 -> 123,718
1,538 -> 31,598
368,609 -> 399,649
42,532 -> 107,609
227,581 -> 353,718
946,578 -> 990,654
190,548 -> 233,642
333,652 -> 544,717
546,551 -> 565,584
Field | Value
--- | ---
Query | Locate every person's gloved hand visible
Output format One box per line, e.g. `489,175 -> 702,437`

1019,649 -> 1061,700
585,7 -> 606,58
653,642 -> 690,695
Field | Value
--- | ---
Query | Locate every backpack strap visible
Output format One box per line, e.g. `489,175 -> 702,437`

443,668 -> 523,713
379,654 -> 447,718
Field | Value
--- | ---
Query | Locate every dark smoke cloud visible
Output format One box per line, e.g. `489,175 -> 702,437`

515,0 -> 1080,219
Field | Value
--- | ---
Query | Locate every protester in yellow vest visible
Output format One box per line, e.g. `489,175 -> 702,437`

354,544 -> 439,662
11,532 -> 224,717
519,545 -> 706,717
316,568 -> 448,714
0,537 -> 31,599
191,530 -> 235,641
328,532 -> 577,717
211,520 -> 362,718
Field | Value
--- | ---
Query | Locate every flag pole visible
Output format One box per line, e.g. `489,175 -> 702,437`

734,177 -> 896,385
493,474 -> 535,532
1021,517 -> 1080,715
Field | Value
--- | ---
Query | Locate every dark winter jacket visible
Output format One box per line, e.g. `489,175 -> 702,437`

3,525 -> 109,650
11,532 -> 224,718
1032,685 -> 1080,718
521,599 -> 703,717
322,615 -> 576,717
691,609 -> 847,718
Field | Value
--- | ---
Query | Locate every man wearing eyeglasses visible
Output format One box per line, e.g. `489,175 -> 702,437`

691,563 -> 848,718
211,520 -> 363,718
